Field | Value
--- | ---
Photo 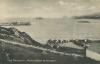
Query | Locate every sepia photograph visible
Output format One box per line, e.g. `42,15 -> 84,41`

0,0 -> 100,64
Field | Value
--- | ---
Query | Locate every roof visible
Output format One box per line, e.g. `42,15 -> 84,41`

87,43 -> 100,54
59,42 -> 84,49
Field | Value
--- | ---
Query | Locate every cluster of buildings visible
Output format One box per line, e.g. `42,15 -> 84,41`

46,39 -> 100,61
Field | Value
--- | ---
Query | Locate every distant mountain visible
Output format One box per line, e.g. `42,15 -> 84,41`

73,13 -> 100,19
0,27 -> 41,46
0,22 -> 31,26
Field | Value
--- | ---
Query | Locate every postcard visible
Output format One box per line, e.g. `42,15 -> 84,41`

0,0 -> 100,64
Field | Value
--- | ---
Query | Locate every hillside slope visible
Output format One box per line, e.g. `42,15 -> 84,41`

0,27 -> 41,46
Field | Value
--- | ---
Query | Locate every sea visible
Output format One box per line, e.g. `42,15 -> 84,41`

0,18 -> 100,44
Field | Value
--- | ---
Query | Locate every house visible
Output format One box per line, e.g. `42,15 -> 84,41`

86,42 -> 100,61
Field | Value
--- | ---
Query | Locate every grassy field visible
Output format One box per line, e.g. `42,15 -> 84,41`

0,40 -> 100,64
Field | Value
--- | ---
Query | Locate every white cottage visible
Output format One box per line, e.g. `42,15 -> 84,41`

86,43 -> 100,61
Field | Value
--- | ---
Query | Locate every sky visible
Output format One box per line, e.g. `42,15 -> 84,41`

0,0 -> 100,18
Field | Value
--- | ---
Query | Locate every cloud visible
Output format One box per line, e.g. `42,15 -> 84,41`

0,0 -> 100,18
42,6 -> 54,11
58,1 -> 66,5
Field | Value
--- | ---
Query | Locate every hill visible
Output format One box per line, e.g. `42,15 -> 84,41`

0,27 -> 41,46
73,13 -> 100,19
0,38 -> 99,64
